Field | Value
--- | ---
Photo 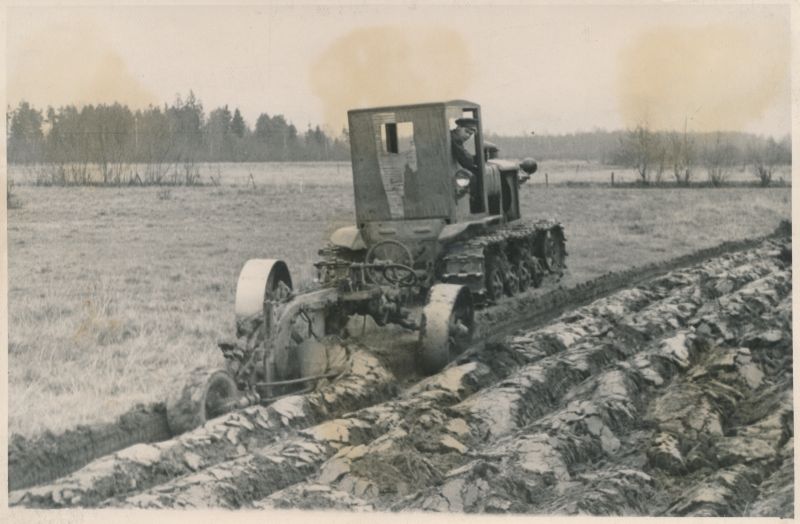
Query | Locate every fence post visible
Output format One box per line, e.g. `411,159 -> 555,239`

611,171 -> 615,186
545,173 -> 549,187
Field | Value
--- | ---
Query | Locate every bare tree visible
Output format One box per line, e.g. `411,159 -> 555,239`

621,125 -> 657,184
653,135 -> 667,185
668,129 -> 695,186
749,137 -> 785,187
705,133 -> 734,187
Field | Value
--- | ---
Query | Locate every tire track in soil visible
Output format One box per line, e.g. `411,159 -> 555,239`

9,229 -> 791,513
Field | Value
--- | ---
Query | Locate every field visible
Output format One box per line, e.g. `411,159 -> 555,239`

9,159 -> 792,188
11,236 -> 793,514
6,162 -> 792,438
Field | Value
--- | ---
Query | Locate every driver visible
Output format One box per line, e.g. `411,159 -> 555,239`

451,117 -> 478,173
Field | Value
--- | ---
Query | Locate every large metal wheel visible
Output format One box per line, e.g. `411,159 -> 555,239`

280,307 -> 326,383
235,259 -> 292,336
166,367 -> 240,435
418,284 -> 474,375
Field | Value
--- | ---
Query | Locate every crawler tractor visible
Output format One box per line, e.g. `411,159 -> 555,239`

166,101 -> 566,434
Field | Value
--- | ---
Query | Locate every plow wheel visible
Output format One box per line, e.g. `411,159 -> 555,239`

536,228 -> 567,273
418,284 -> 474,375
166,367 -> 240,436
235,259 -> 293,336
264,304 -> 347,399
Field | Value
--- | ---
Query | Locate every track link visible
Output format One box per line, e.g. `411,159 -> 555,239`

440,218 -> 566,302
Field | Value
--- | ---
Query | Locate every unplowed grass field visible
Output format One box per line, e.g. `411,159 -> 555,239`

6,162 -> 791,438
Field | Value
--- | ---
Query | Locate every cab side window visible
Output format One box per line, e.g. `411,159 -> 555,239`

382,122 -> 414,154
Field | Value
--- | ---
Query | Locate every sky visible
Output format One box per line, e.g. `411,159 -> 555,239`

6,3 -> 792,137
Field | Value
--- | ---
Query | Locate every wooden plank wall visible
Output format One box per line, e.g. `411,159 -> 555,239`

349,106 -> 457,224
349,111 -> 390,223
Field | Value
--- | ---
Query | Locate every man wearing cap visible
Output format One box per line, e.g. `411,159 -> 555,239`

451,117 -> 479,172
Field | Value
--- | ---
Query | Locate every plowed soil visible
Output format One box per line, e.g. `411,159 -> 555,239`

10,235 -> 792,516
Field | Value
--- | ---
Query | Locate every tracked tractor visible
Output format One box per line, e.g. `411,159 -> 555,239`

166,100 -> 566,434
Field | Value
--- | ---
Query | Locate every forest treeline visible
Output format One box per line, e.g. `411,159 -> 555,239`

7,94 -> 791,186
7,93 -> 351,166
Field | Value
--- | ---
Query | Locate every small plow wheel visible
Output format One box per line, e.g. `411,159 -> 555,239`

166,367 -> 240,436
418,284 -> 474,375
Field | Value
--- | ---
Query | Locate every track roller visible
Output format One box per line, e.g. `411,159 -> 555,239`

536,227 -> 567,273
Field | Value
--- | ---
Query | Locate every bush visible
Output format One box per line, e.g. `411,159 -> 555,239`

753,165 -> 773,187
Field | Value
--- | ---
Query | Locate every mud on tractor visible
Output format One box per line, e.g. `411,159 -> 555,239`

166,100 -> 567,434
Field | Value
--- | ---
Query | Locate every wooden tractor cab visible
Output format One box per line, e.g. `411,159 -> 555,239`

165,101 -> 565,435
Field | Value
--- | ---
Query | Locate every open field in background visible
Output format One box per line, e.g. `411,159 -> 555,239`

8,160 -> 792,188
6,162 -> 792,437
533,160 -> 792,186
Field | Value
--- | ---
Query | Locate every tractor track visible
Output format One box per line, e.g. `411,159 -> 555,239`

9,224 -> 792,514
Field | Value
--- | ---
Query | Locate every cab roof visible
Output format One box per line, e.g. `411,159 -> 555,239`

347,100 -> 479,116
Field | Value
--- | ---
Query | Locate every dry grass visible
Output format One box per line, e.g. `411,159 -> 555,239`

531,160 -> 792,186
521,186 -> 791,282
6,162 -> 791,437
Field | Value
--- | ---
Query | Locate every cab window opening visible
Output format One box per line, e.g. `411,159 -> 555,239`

382,122 -> 414,154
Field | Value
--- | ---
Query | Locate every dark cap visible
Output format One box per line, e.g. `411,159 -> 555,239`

455,117 -> 479,129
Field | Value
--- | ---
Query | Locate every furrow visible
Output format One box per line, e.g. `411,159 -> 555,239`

115,359 -> 503,508
535,269 -> 793,516
8,231 -> 790,512
8,404 -> 171,491
410,329 -> 776,515
253,241 -> 787,512
10,348 -> 396,507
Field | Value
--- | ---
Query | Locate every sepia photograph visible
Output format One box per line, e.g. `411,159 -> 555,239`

4,1 -> 794,517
